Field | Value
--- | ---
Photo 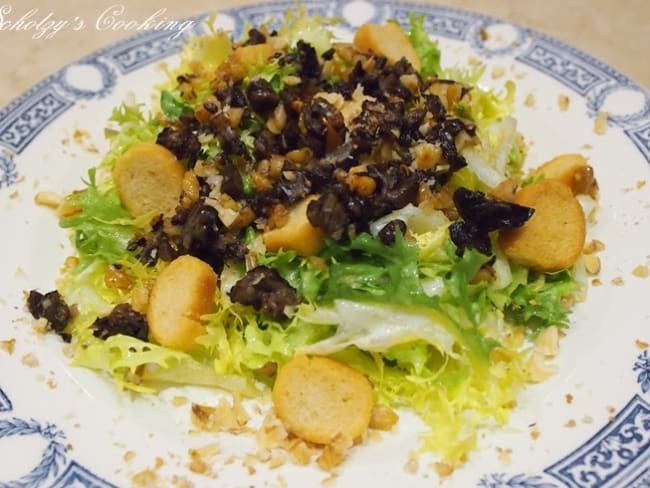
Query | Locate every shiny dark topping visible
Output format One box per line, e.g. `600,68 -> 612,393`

450,188 -> 534,255
229,266 -> 300,318
156,124 -> 202,166
91,303 -> 148,341
244,28 -> 266,46
127,203 -> 247,273
27,290 -> 71,334
378,219 -> 407,246
130,39 -> 480,277
246,78 -> 280,115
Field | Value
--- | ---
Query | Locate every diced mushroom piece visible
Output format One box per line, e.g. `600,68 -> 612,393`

353,23 -> 421,71
113,142 -> 185,216
262,195 -> 326,257
273,355 -> 374,445
499,179 -> 586,272
147,255 -> 217,351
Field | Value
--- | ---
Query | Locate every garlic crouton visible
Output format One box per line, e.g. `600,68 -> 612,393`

263,195 -> 325,257
530,153 -> 598,196
113,142 -> 185,216
273,355 -> 374,445
499,179 -> 585,272
354,23 -> 421,71
147,255 -> 217,351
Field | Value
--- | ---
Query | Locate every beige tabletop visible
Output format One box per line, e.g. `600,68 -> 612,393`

0,0 -> 648,108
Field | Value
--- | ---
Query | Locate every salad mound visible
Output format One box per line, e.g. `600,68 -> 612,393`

27,9 -> 599,468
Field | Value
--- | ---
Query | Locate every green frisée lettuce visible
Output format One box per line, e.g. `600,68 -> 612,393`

73,332 -> 257,395
102,102 -> 159,169
277,4 -> 337,55
407,13 -> 441,77
59,169 -> 147,267
504,268 -> 579,329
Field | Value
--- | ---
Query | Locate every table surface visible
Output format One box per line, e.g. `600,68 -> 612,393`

0,0 -> 648,108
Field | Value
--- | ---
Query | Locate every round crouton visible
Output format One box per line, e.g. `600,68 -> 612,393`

499,179 -> 585,272
147,255 -> 217,351
273,355 -> 374,445
113,142 -> 185,216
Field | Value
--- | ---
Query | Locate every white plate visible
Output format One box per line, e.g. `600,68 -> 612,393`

1,1 -> 649,487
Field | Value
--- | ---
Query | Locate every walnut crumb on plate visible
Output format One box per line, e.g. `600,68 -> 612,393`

632,265 -> 649,278
611,276 -> 624,286
524,92 -> 536,107
557,94 -> 570,111
21,352 -> 39,367
0,338 -> 15,355
593,112 -> 609,134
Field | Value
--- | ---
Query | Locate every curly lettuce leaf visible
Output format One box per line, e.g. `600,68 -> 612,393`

277,4 -> 338,55
72,333 -> 256,395
321,232 -> 430,307
503,268 -> 579,329
59,169 -> 147,267
102,101 -> 160,169
456,80 -> 516,128
160,89 -> 193,120
407,13 -> 441,77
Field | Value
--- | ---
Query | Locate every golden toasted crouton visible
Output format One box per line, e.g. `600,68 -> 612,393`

354,23 -> 421,71
273,355 -> 374,445
147,255 -> 217,351
113,142 -> 185,216
530,153 -> 597,196
262,195 -> 325,257
499,179 -> 585,272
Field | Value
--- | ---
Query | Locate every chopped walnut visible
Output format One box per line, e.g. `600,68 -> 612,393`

317,434 -> 353,471
635,339 -> 649,349
524,92 -> 536,108
131,469 -> 158,486
583,255 -> 601,275
491,65 -> 506,79
593,112 -> 609,135
21,352 -> 39,368
369,405 -> 399,431
557,95 -> 570,111
496,447 -> 512,465
583,239 -> 605,254
34,191 -> 64,209
191,395 -> 250,434
632,265 -> 649,278
611,276 -> 624,286
171,396 -> 189,407
403,451 -> 419,474
0,338 -> 16,355
432,461 -> 455,478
